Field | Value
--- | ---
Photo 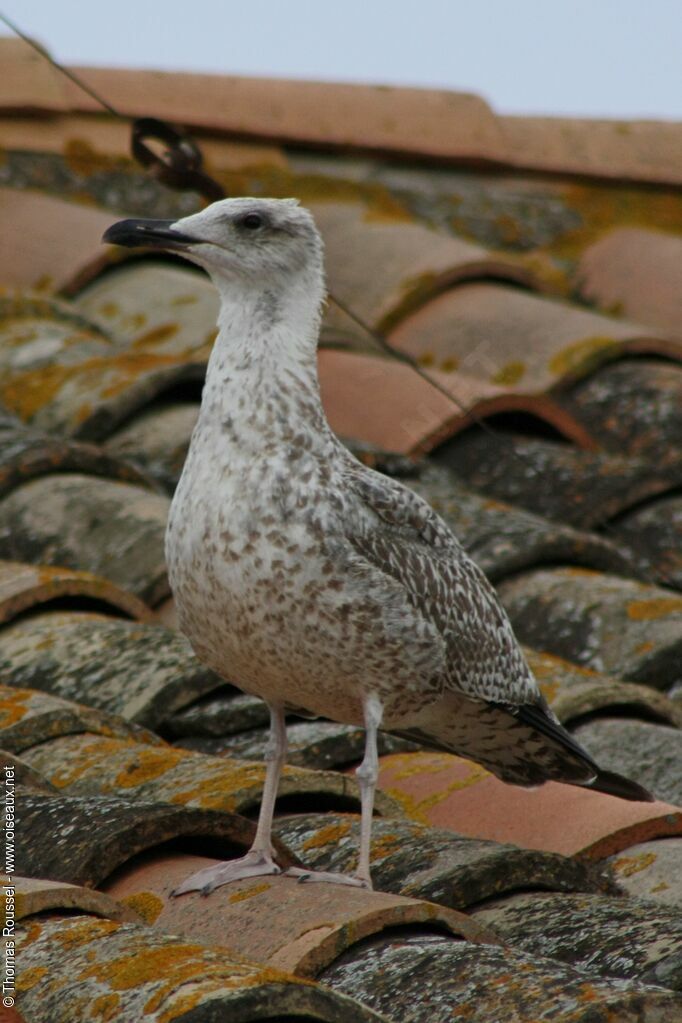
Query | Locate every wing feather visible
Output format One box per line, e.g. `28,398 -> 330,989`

341,461 -> 538,705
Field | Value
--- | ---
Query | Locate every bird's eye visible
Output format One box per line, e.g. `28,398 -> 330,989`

240,212 -> 263,230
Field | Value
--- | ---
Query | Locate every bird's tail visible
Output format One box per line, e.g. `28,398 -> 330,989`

585,767 -> 655,802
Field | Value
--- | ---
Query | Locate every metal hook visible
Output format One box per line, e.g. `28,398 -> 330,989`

131,117 -> 226,201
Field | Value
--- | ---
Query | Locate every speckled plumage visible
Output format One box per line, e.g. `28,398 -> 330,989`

104,198 -> 652,892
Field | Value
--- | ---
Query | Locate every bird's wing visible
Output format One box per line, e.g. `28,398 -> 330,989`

342,462 -> 538,706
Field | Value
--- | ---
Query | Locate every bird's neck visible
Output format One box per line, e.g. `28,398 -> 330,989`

198,277 -> 332,451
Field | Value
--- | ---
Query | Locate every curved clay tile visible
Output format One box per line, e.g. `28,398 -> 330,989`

612,494 -> 682,592
0,685 -> 160,754
13,875 -> 139,924
408,463 -> 638,581
105,401 -> 200,491
525,649 -> 681,728
577,228 -> 682,334
0,559 -> 151,623
0,474 -> 170,605
471,891 -> 682,990
559,357 -> 682,463
573,718 -> 682,809
321,928 -> 682,1022
21,732 -> 401,819
0,407 -> 160,499
104,849 -> 491,978
0,291 -> 207,438
317,348 -> 590,457
377,750 -> 682,858
166,686 -> 270,739
387,281 -> 681,394
0,187 -> 114,293
17,912 -> 380,1023
17,789 -> 285,888
0,747 -> 55,792
310,199 -> 533,331
437,426 -> 682,531
177,718 -> 411,770
608,837 -> 682,909
0,612 -> 222,729
497,567 -> 682,687
64,64 -> 507,162
73,261 -> 219,355
272,813 -> 608,909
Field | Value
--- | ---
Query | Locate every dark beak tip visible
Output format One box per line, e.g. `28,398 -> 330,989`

101,218 -> 196,249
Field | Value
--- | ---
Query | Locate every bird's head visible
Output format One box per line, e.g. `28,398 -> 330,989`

103,197 -> 324,293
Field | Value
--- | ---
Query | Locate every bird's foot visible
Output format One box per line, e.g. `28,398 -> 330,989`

283,866 -> 372,889
171,849 -> 281,897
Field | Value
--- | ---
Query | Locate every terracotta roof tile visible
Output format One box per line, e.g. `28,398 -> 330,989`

0,558 -> 151,623
0,611 -> 222,729
273,812 -> 609,909
0,748 -> 55,792
497,567 -> 682,687
560,357 -> 682,463
573,718 -> 682,808
578,227 -> 682,332
0,405 -> 159,497
437,426 -> 682,532
18,912 -> 380,1023
387,282 -> 681,395
310,199 -> 532,331
12,874 -> 139,924
409,463 -> 638,581
318,348 -> 594,456
608,838 -> 682,909
0,684 -> 159,754
104,851 -> 490,977
17,788 -> 279,888
21,731 -> 400,818
525,648 -> 681,727
377,750 -> 682,858
3,36 -> 680,186
471,890 -> 682,990
0,473 -> 170,604
0,38 -> 69,113
321,929 -> 682,1022
0,188 -> 113,292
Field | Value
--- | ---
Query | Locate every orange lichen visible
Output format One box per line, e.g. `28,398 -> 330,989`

90,993 -> 121,1021
0,692 -> 29,727
611,851 -> 657,877
0,352 -> 183,421
114,747 -> 179,788
548,336 -> 614,378
16,965 -> 47,991
120,891 -> 164,924
171,294 -> 199,306
302,821 -> 351,851
537,679 -> 560,704
626,597 -> 682,621
53,917 -> 120,950
492,360 -> 526,386
440,357 -> 459,372
133,323 -> 179,349
228,882 -> 272,904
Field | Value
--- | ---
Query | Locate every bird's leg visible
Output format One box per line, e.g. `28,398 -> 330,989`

285,694 -> 382,889
172,702 -> 287,897
355,694 -> 382,887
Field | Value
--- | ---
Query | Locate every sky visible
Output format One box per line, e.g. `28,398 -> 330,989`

2,0 -> 681,120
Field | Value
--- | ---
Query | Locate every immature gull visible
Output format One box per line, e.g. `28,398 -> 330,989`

103,199 -> 653,894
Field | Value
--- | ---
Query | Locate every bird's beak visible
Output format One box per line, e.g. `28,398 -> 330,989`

102,218 -> 199,251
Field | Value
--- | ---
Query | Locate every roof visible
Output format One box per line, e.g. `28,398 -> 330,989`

1,34 -> 682,1023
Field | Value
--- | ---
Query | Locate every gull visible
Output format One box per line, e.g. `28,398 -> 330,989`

103,198 -> 653,895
